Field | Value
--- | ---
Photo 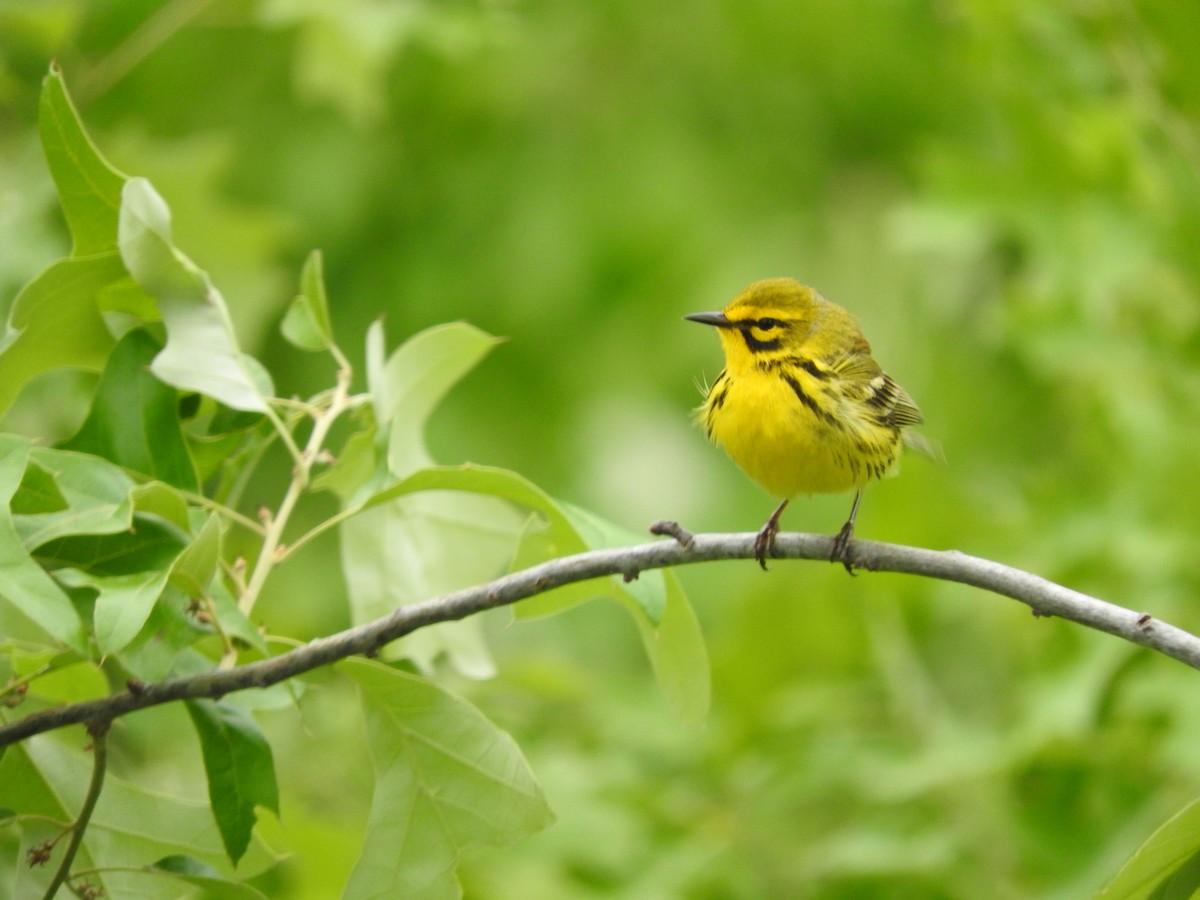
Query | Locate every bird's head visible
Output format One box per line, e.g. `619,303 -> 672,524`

686,278 -> 821,365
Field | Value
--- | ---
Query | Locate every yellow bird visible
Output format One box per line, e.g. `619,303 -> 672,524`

687,278 -> 924,570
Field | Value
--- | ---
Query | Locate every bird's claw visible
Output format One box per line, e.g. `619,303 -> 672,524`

830,522 -> 857,575
754,520 -> 779,570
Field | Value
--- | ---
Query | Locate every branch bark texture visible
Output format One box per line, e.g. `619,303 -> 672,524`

2,529 -> 1197,748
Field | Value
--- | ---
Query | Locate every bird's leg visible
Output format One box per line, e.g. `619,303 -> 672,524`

755,499 -> 789,570
830,489 -> 863,574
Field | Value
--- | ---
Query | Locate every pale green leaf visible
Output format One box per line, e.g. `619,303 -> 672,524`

342,659 -> 554,899
130,481 -> 192,532
368,320 -> 503,475
186,699 -> 280,866
338,322 -> 512,675
23,658 -> 108,705
1098,797 -> 1200,900
169,512 -> 222,598
280,249 -> 334,351
118,178 -> 272,412
0,436 -> 87,653
629,568 -> 711,723
311,419 -> 377,500
51,567 -> 171,657
341,491 -> 521,677
350,464 -> 710,718
0,253 -> 125,417
0,733 -> 280,897
11,447 -> 135,549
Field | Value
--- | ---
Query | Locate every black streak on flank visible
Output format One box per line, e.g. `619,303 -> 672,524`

783,372 -> 835,425
710,381 -> 729,411
798,358 -> 826,378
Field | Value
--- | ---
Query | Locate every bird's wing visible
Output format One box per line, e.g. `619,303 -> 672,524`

828,351 -> 924,428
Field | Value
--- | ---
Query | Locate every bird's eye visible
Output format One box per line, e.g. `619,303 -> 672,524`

756,317 -> 780,330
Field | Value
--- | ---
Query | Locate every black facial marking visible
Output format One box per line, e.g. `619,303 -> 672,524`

739,330 -> 782,352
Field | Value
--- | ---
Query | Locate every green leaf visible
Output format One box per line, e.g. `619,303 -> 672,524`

11,447 -> 136,549
63,328 -> 199,491
336,322 -> 515,676
280,249 -> 335,351
312,417 -> 377,499
340,489 -> 522,677
368,319 -> 504,476
0,733 -> 280,896
360,464 -> 583,557
53,566 -> 171,657
342,658 -> 554,899
38,62 -> 126,256
629,568 -> 711,723
38,514 -> 186,576
115,592 -> 214,682
149,856 -> 270,899
169,511 -> 222,597
352,464 -> 711,719
0,436 -> 87,653
0,253 -> 125,417
185,699 -> 280,867
130,480 -> 192,532
1099,797 -> 1200,900
118,177 -> 273,412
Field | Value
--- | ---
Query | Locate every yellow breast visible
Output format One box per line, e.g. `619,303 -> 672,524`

703,365 -> 902,499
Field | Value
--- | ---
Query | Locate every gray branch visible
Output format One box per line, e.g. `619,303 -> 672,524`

2,527 -> 1197,748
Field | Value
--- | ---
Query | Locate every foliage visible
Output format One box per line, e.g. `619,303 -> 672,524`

1,1 -> 1200,897
0,67 -> 705,896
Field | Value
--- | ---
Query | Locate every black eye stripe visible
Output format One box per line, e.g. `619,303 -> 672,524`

733,317 -> 785,331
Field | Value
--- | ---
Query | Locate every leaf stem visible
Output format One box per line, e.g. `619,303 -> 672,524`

176,491 -> 265,536
238,368 -> 353,616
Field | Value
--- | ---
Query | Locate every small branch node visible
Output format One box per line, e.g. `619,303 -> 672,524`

1136,612 -> 1154,631
649,519 -> 694,548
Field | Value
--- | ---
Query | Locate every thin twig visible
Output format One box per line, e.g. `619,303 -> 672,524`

2,530 -> 1197,749
41,722 -> 109,899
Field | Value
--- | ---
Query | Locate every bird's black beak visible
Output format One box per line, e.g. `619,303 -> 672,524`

684,311 -> 733,328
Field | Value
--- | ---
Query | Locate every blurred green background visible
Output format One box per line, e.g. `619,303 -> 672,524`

4,0 -> 1200,896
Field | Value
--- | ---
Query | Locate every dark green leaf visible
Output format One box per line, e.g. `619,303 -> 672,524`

149,856 -> 270,899
36,515 -> 186,576
185,699 -> 280,867
63,328 -> 199,491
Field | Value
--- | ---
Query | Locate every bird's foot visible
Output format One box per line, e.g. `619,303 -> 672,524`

830,521 -> 857,575
754,519 -> 780,571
